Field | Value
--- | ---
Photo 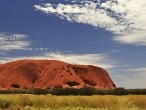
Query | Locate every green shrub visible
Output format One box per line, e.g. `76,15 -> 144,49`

0,98 -> 10,108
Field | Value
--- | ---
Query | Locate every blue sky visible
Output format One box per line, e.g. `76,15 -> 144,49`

0,0 -> 146,88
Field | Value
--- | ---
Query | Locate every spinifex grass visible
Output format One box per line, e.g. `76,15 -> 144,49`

0,94 -> 146,110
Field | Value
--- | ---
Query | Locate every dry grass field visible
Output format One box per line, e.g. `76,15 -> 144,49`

0,94 -> 146,110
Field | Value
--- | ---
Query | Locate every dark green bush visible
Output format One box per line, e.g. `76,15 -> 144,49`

49,87 -> 97,96
32,88 -> 48,95
113,87 -> 128,95
78,87 -> 97,95
49,88 -> 78,95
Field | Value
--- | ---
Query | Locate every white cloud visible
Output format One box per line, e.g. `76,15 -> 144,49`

34,0 -> 146,45
113,32 -> 146,45
0,52 -> 115,69
0,32 -> 31,51
34,3 -> 122,33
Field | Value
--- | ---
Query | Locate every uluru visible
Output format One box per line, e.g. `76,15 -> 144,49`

0,60 -> 116,90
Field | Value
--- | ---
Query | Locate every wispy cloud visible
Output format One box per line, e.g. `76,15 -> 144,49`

34,0 -> 146,46
35,47 -> 48,52
115,74 -> 146,89
128,68 -> 146,74
109,67 -> 146,88
0,52 -> 115,69
124,67 -> 146,88
0,32 -> 31,51
0,53 -> 7,56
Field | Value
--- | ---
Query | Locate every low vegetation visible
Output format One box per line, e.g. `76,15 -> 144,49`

0,94 -> 146,110
0,88 -> 146,109
1,87 -> 146,95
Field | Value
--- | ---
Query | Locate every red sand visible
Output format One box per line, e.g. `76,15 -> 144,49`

0,60 -> 116,90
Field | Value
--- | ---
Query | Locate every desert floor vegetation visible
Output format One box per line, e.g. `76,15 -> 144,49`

0,94 -> 146,110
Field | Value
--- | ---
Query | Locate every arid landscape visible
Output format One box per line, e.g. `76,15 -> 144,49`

0,60 -> 146,110
1,0 -> 146,110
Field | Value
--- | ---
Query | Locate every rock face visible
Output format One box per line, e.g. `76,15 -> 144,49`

0,60 -> 116,90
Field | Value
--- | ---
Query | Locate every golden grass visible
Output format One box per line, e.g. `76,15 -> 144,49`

0,94 -> 146,110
